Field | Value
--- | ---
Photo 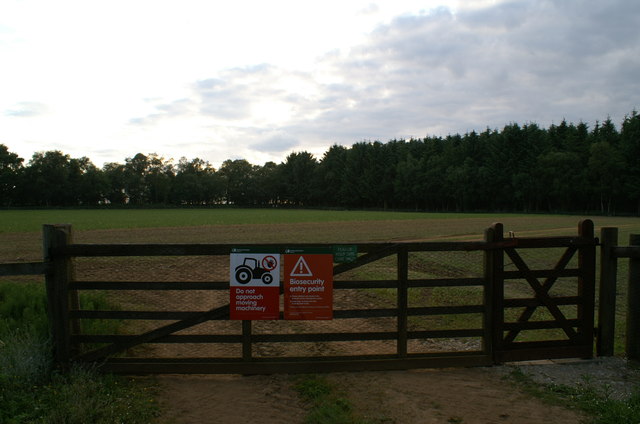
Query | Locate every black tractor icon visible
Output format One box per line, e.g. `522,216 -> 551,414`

235,257 -> 274,284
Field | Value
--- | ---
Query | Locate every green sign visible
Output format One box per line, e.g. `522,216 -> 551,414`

333,245 -> 358,263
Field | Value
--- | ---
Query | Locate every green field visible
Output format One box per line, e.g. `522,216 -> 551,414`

0,208 -> 520,233
1,208 -> 638,238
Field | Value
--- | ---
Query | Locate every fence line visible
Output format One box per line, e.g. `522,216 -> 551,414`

4,220 -> 637,373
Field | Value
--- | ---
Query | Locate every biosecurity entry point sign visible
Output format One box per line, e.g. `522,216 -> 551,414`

230,248 -> 280,320
284,247 -> 333,320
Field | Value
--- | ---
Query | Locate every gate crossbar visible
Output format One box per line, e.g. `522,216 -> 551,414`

503,246 -> 579,343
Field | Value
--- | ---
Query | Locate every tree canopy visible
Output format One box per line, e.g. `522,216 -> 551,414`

1,111 -> 639,214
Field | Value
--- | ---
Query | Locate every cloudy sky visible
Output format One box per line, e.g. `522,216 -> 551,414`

1,0 -> 638,168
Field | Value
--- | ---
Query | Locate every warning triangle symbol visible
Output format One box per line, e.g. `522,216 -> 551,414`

290,256 -> 313,277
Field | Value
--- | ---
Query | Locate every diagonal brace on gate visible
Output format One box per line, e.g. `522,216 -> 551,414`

76,305 -> 230,362
504,247 -> 578,343
77,245 -> 399,363
333,244 -> 399,276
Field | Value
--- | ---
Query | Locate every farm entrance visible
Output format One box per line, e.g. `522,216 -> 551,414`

44,220 -> 596,374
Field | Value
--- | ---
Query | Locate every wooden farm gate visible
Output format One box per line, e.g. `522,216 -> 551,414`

40,220 -> 596,374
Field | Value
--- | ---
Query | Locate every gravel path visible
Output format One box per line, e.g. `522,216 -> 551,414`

489,356 -> 640,400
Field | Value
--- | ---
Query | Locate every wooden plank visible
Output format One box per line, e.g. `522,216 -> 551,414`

98,354 -> 493,374
626,234 -> 640,361
75,304 -> 230,362
0,262 -> 47,276
60,242 -> 425,258
503,237 -> 596,249
99,350 -> 486,363
483,225 -> 495,360
72,279 -> 482,291
490,223 -> 504,363
73,329 -> 483,344
43,224 -> 73,367
577,219 -> 595,358
503,296 -> 581,308
397,246 -> 408,357
73,334 -> 242,343
70,304 -> 484,321
503,318 -> 581,331
69,281 -> 227,290
54,237 -> 596,259
254,332 -> 398,342
598,227 -> 618,356
503,268 -> 581,279
69,310 -> 217,320
612,246 -> 640,259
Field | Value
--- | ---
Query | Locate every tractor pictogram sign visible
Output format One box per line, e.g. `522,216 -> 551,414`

234,257 -> 274,284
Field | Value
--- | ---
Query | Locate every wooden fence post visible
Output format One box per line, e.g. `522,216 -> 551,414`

626,234 -> 640,361
43,224 -> 76,368
597,227 -> 618,356
397,245 -> 408,358
487,223 -> 503,364
578,219 -> 596,358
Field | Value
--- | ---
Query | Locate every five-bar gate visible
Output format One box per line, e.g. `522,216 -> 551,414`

37,220 -> 597,374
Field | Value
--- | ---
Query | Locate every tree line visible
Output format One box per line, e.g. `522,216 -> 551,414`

1,111 -> 639,214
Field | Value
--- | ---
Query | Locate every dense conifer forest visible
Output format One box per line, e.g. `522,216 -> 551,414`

1,111 -> 639,214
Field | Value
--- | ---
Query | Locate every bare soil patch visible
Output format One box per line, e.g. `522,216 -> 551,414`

152,367 -> 588,424
154,374 -> 306,424
154,358 -> 640,424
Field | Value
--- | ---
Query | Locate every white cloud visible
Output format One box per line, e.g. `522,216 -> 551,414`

0,0 -> 638,168
4,102 -> 48,117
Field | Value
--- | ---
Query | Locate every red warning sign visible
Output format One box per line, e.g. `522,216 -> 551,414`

284,248 -> 333,320
230,249 -> 280,320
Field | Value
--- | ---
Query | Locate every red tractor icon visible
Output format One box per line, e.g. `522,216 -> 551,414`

234,257 -> 275,284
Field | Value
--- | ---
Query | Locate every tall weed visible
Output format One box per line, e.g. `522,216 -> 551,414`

0,281 -> 158,424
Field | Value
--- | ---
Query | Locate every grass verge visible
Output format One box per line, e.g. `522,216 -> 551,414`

0,281 -> 159,424
508,368 -> 640,424
294,374 -> 383,424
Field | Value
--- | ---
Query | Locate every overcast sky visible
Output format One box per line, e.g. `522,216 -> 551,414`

1,0 -> 638,169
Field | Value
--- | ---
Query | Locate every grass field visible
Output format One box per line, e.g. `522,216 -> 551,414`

0,208 -> 505,233
0,208 -> 638,244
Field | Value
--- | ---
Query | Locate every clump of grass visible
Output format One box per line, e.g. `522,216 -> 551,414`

508,368 -> 640,424
294,375 -> 381,424
0,281 -> 158,424
0,281 -> 49,337
545,382 -> 640,424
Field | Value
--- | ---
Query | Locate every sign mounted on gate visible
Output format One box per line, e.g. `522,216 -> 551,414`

284,247 -> 333,320
333,245 -> 358,263
230,248 -> 280,320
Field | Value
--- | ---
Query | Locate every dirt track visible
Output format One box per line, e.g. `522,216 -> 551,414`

153,367 -> 587,424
